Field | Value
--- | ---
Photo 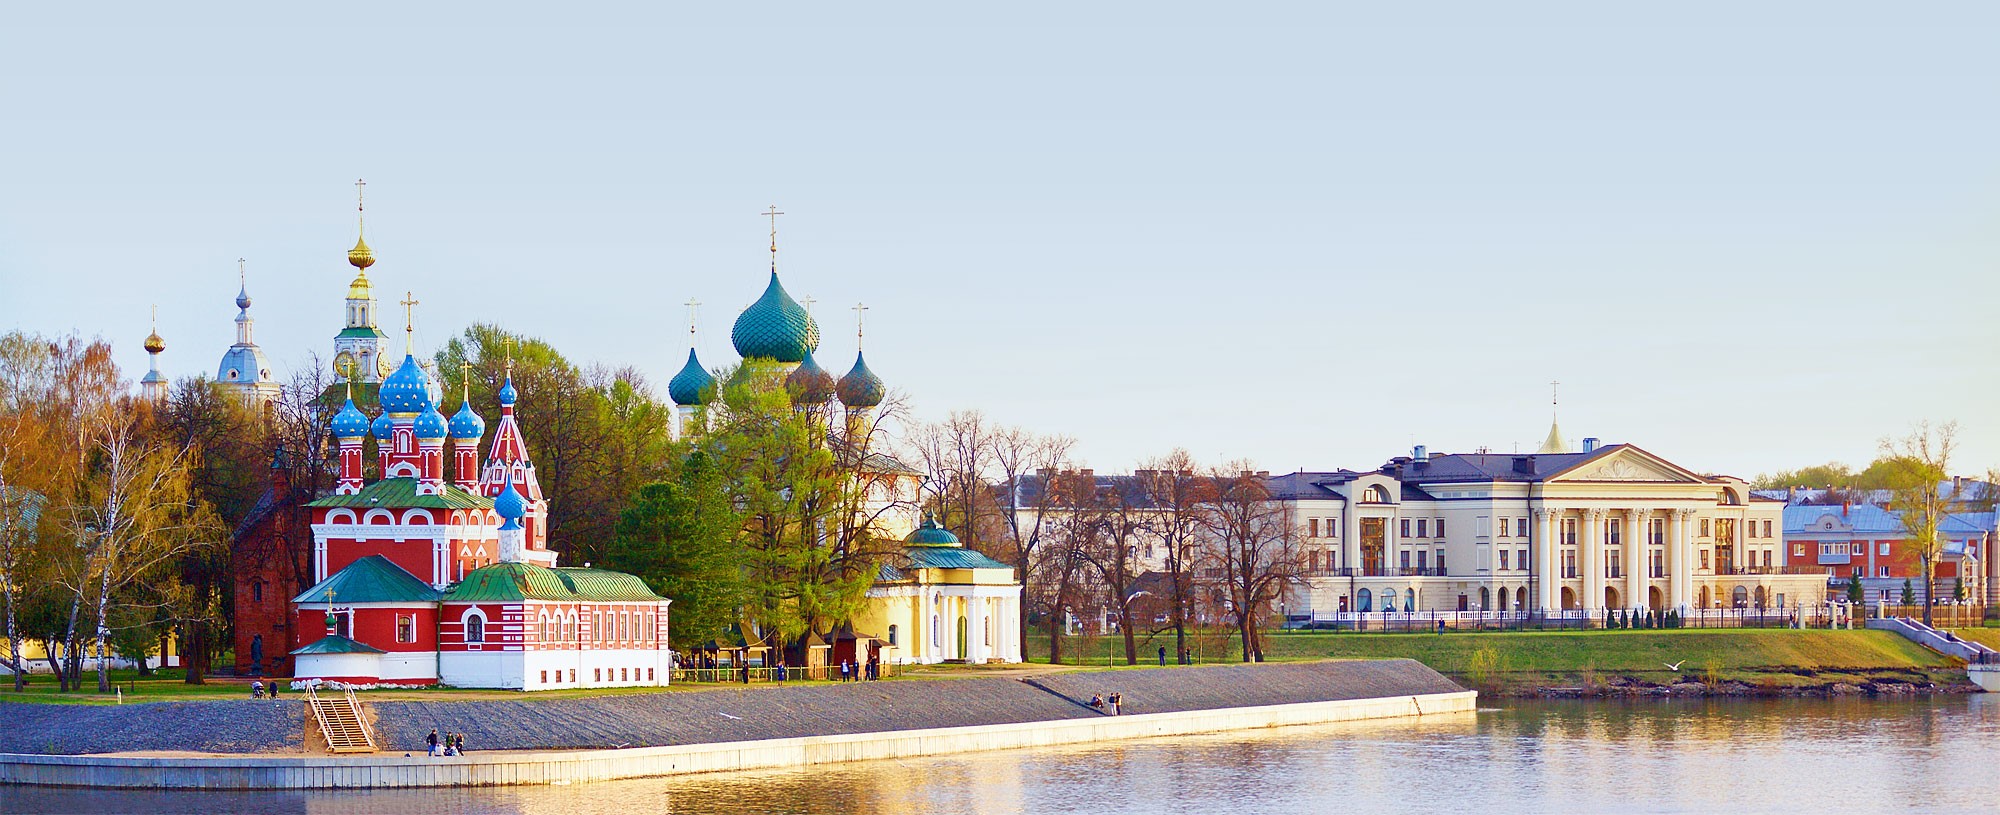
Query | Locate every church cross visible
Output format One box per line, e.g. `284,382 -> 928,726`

354,178 -> 367,234
400,292 -> 419,353
459,360 -> 473,402
852,302 -> 868,347
1549,380 -> 1560,407
684,299 -> 700,339
801,295 -> 816,315
238,258 -> 246,287
762,205 -> 784,269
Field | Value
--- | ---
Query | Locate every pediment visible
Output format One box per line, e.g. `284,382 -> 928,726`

1548,448 -> 1703,484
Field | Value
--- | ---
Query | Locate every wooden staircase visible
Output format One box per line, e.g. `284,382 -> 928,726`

306,686 -> 377,753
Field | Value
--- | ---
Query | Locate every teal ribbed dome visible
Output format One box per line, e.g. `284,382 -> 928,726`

731,272 -> 820,363
905,514 -> 960,547
837,351 -> 885,408
786,351 -> 835,405
668,348 -> 717,407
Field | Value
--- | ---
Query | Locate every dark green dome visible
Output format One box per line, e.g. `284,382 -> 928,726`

837,350 -> 885,408
668,348 -> 717,406
786,351 -> 836,405
731,272 -> 820,363
904,514 -> 960,547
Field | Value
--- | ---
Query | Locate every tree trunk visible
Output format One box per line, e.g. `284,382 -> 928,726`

1120,606 -> 1137,665
1045,612 -> 1064,665
4,582 -> 20,691
59,594 -> 81,692
95,562 -> 114,693
1923,556 -> 1935,627
181,624 -> 206,684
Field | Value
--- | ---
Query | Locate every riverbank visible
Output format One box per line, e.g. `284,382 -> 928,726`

0,660 -> 1474,788
1032,629 -> 1977,697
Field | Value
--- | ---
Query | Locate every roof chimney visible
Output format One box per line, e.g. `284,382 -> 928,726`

1582,437 -> 1600,453
1413,445 -> 1429,463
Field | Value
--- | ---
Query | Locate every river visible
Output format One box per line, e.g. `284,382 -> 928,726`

6,696 -> 1997,814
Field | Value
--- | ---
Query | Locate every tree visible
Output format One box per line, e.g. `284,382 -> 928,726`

1076,476 -> 1150,665
1199,465 -> 1302,663
1845,575 -> 1865,605
1136,449 -> 1211,664
1881,421 -> 1955,625
1901,578 -> 1916,607
1752,462 -> 1857,491
1034,470 -> 1097,664
0,332 -> 61,689
987,426 -> 1074,661
156,374 -> 270,684
604,450 -> 746,648
907,411 -> 996,547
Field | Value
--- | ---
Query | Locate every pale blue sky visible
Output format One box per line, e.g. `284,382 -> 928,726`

3,3 -> 1997,479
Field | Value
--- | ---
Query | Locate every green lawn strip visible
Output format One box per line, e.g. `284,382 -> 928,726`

1948,628 -> 2000,650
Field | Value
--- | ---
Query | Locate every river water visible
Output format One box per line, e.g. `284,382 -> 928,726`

8,697 -> 1998,814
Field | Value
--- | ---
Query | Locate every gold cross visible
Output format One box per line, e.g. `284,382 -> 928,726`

801,295 -> 816,315
684,299 -> 700,338
1549,380 -> 1560,406
339,359 -> 355,399
503,336 -> 516,376
354,178 -> 367,235
400,292 -> 419,354
460,360 -> 473,402
852,302 -> 868,348
762,205 -> 784,269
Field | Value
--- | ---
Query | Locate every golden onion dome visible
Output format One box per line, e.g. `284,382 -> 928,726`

347,271 -> 373,300
143,331 -> 165,354
347,235 -> 375,269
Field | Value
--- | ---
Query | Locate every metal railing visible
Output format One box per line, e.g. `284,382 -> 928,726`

1293,606 -> 1853,632
671,663 -> 900,684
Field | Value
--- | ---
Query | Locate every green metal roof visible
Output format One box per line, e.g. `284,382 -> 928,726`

336,326 -> 389,340
294,555 -> 443,604
442,562 -> 666,603
307,477 -> 492,510
902,546 -> 1014,571
731,271 -> 821,363
904,515 -> 961,547
291,634 -> 387,655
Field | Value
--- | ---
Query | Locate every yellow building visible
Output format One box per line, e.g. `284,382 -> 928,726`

856,516 -> 1023,664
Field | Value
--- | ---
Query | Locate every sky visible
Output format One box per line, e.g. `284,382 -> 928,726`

3,3 -> 1997,480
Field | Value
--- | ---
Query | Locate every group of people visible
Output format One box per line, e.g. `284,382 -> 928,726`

835,659 -> 880,681
1088,692 -> 1125,715
426,729 -> 469,756
248,680 -> 281,700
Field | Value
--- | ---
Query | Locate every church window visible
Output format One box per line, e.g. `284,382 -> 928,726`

465,613 -> 485,643
396,615 -> 414,643
887,625 -> 898,646
252,582 -> 263,603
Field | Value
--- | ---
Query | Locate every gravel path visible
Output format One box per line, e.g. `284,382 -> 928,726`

0,701 -> 303,755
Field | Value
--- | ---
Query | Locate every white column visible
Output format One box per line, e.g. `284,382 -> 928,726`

1535,508 -> 1556,612
1581,509 -> 1604,614
1627,508 -> 1648,611
1673,509 -> 1694,611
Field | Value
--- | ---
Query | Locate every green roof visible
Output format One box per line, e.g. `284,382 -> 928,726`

291,634 -> 387,655
443,562 -> 666,603
336,326 -> 390,340
902,546 -> 1014,571
904,515 -> 961,547
307,477 -> 493,510
294,555 -> 442,604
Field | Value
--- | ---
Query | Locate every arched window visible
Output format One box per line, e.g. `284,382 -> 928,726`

252,581 -> 263,603
1406,589 -> 1416,611
1363,485 -> 1391,503
888,624 -> 899,646
1479,587 -> 1490,610
1381,591 -> 1396,613
932,615 -> 941,647
1357,588 -> 1373,612
1732,586 -> 1749,608
465,612 -> 486,643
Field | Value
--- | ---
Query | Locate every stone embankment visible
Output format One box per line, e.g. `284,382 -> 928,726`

371,659 -> 1461,752
1510,669 -> 1978,699
0,700 -> 302,756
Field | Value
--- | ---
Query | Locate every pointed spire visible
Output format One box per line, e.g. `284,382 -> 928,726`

1536,380 -> 1566,454
349,178 -> 375,270
763,204 -> 784,273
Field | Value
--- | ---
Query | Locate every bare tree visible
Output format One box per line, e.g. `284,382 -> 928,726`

1136,449 -> 1211,663
987,426 -> 1073,659
1077,477 -> 1151,665
1033,470 -> 1097,664
1881,421 -> 1957,626
906,410 -> 995,546
1199,465 -> 1302,662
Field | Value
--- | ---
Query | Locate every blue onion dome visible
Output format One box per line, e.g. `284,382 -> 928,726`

497,374 -> 518,407
332,395 -> 372,439
730,272 -> 820,363
668,348 -> 717,407
370,410 -> 396,440
786,351 -> 836,405
379,354 -> 433,413
448,401 -> 485,440
412,405 -> 449,440
330,398 -> 371,439
905,514 -> 960,547
494,476 -> 526,529
235,285 -> 252,311
837,351 -> 885,408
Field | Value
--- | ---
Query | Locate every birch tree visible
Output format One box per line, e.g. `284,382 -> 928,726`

1881,421 -> 1957,626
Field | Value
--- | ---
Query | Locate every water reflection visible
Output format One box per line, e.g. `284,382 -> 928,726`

5,697 -> 1996,815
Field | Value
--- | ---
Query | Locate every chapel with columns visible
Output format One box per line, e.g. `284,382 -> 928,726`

1275,429 -> 1825,620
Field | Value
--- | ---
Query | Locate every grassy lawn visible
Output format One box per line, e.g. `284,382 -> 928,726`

1949,628 -> 2000,650
1030,628 -> 1954,689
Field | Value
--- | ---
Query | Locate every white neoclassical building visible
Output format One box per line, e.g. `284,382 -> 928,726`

1275,440 -> 1826,619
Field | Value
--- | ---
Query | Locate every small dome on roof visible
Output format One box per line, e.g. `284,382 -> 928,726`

370,410 -> 395,440
143,331 -> 165,354
731,272 -> 820,363
837,351 -> 885,408
905,514 -> 960,547
498,375 -> 518,407
331,398 -> 371,438
449,401 -> 485,439
413,405 -> 448,440
379,355 -> 432,413
668,348 -> 717,407
786,351 -> 836,405
348,235 -> 375,270
494,476 -> 526,528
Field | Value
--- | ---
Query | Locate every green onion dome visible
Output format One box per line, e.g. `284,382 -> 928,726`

837,351 -> 885,408
904,514 -> 960,547
668,348 -> 718,407
786,351 -> 836,405
330,398 -> 371,439
730,272 -> 820,363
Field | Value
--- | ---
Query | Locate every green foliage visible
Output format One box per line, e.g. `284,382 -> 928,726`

605,451 -> 746,648
1846,577 -> 1865,605
1902,579 -> 1917,606
1753,462 -> 1856,491
1954,576 -> 1966,602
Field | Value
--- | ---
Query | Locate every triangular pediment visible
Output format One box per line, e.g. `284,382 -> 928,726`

1546,446 -> 1705,484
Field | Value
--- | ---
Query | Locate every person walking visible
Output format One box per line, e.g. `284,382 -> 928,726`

427,729 -> 440,757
